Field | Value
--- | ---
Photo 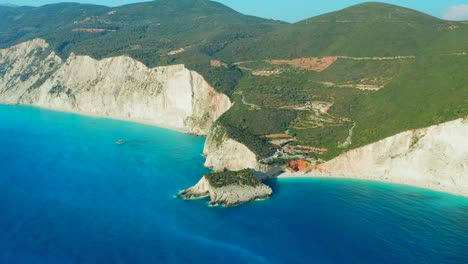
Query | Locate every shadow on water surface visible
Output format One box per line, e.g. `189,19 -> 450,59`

264,177 -> 280,195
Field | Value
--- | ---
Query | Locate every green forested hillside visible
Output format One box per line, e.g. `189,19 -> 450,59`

213,2 -> 468,160
1,1 -> 467,162
350,55 -> 468,147
0,0 -> 284,66
216,2 -> 462,61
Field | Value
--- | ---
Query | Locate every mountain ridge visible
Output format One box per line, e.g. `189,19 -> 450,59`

216,1 -> 462,61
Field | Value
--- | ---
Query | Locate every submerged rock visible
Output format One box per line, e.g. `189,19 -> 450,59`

178,170 -> 272,207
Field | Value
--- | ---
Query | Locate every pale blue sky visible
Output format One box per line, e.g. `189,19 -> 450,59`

3,0 -> 468,22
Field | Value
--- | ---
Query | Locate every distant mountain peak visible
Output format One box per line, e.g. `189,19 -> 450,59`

300,1 -> 438,24
340,2 -> 436,19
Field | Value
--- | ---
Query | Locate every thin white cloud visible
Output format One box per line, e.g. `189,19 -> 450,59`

443,5 -> 468,21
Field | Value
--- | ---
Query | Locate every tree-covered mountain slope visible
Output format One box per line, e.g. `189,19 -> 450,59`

0,0 -> 284,66
210,2 -> 468,161
216,2 -> 466,61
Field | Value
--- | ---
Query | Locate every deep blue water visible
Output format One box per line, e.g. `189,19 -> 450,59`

1,105 -> 468,264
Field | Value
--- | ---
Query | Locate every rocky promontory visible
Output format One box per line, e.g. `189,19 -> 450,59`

177,169 -> 272,207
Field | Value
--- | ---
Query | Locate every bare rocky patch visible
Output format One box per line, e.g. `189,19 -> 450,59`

72,28 -> 117,33
318,81 -> 383,91
252,69 -> 281,76
210,60 -> 227,68
267,57 -> 337,72
167,48 -> 186,56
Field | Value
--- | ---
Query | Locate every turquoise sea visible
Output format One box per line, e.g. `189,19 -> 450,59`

1,104 -> 467,264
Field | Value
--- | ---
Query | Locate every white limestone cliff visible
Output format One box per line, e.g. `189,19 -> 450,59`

0,39 -> 62,104
0,39 -> 231,135
203,123 -> 260,171
280,118 -> 468,197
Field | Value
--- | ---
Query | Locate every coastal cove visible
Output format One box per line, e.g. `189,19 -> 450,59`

1,104 -> 468,263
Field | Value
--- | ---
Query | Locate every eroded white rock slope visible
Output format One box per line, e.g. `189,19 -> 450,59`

203,124 -> 260,171
0,39 -> 231,135
0,39 -> 62,104
281,118 -> 468,197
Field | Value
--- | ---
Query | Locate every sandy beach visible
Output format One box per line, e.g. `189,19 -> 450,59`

277,170 -> 468,198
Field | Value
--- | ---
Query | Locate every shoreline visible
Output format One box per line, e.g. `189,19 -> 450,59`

2,104 -> 466,200
276,118 -> 468,199
277,171 -> 468,199
1,103 -> 200,136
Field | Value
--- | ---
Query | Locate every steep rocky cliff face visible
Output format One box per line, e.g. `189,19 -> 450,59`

203,123 -> 260,171
282,118 -> 468,197
0,39 -> 231,135
0,39 -> 62,104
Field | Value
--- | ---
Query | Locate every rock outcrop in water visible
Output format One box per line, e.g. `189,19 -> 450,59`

0,39 -> 231,135
178,175 -> 272,207
281,118 -> 468,197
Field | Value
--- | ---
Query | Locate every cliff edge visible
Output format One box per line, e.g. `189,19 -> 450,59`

0,39 -> 231,135
203,123 -> 261,171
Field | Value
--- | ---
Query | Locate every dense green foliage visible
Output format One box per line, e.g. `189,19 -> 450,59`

217,120 -> 278,159
217,2 -> 459,61
221,96 -> 297,135
205,169 -> 261,188
215,95 -> 297,158
195,65 -> 244,97
0,0 -> 283,66
289,124 -> 352,159
313,58 -> 411,86
236,67 -> 368,108
350,55 -> 468,148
